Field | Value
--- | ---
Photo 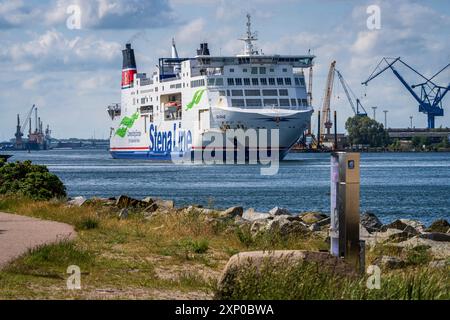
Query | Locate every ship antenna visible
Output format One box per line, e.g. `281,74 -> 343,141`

239,13 -> 258,56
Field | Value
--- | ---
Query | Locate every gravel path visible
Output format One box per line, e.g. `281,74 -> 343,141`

0,212 -> 76,268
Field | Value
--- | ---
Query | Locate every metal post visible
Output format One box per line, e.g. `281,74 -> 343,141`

410,116 -> 413,129
383,110 -> 388,129
372,106 -> 377,121
317,111 -> 321,147
330,152 -> 363,272
334,111 -> 338,150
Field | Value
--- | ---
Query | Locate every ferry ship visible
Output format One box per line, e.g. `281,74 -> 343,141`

108,15 -> 314,160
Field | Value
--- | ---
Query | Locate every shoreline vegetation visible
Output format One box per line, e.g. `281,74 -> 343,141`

0,160 -> 448,300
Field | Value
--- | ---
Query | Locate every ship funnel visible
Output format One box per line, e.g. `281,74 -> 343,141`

121,43 -> 137,89
171,38 -> 179,59
197,43 -> 210,56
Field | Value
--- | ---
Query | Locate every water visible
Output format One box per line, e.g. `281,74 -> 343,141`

4,149 -> 450,225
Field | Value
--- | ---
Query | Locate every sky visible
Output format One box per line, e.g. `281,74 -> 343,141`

0,0 -> 449,140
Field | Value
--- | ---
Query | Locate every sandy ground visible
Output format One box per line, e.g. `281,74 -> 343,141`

0,212 -> 76,268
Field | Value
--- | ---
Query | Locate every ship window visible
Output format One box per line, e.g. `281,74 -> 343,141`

291,98 -> 297,106
243,78 -> 251,86
263,99 -> 278,107
259,67 -> 266,74
251,78 -> 259,85
302,98 -> 308,105
280,99 -> 290,106
279,89 -> 289,96
207,78 -> 215,86
243,68 -> 248,72
268,78 -> 275,85
219,90 -> 226,96
231,89 -> 244,96
260,78 -> 267,85
235,78 -> 242,85
216,78 -> 224,85
227,90 -> 231,96
251,67 -> 258,74
262,89 -> 278,96
245,89 -> 260,96
300,78 -> 306,86
285,78 -> 292,85
227,78 -> 235,86
277,78 -> 284,85
282,68 -> 287,72
246,99 -> 262,107
270,68 -> 274,72
229,68 -> 235,73
231,99 -> 245,107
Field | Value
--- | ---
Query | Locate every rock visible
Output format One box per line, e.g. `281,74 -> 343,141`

428,260 -> 448,269
309,217 -> 330,232
426,219 -> 450,233
300,212 -> 328,224
375,256 -> 405,270
142,197 -> 154,203
242,208 -> 271,222
216,250 -> 357,299
268,217 -> 309,237
403,225 -> 420,236
250,219 -> 269,236
360,212 -> 382,233
309,223 -> 320,232
143,202 -> 158,213
387,231 -> 412,243
220,206 -> 243,218
155,199 -> 174,209
418,232 -> 450,242
116,195 -> 147,209
67,196 -> 86,207
118,208 -> 129,219
381,219 -> 425,234
269,207 -> 291,216
394,237 -> 450,259
360,225 -> 371,239
362,228 -> 406,246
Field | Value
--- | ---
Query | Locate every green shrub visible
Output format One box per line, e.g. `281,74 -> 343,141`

182,238 -> 209,254
0,160 -> 66,200
75,217 -> 99,230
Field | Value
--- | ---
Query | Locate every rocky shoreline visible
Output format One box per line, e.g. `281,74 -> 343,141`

68,195 -> 450,269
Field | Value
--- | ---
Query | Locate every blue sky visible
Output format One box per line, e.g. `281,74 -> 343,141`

0,0 -> 449,140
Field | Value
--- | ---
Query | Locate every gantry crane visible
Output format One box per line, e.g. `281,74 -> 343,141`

335,69 -> 368,117
362,57 -> 450,129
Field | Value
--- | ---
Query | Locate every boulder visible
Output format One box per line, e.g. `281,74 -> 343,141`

216,250 -> 357,299
300,212 -> 328,224
116,195 -> 147,209
155,199 -> 175,209
67,196 -> 86,207
142,197 -> 154,203
418,232 -> 450,242
250,219 -> 269,236
219,206 -> 243,218
426,219 -> 450,233
309,217 -> 331,232
242,208 -> 271,222
363,228 -> 408,246
381,219 -> 425,234
269,207 -> 291,216
375,256 -> 405,270
394,237 -> 450,259
267,216 -> 309,237
118,208 -> 129,219
143,202 -> 158,213
360,212 -> 383,233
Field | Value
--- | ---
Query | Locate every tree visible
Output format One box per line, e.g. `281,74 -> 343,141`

345,116 -> 390,147
0,160 -> 66,200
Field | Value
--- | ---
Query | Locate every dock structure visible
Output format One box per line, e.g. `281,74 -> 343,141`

387,128 -> 450,142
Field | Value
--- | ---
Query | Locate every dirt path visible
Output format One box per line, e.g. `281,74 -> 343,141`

0,212 -> 76,268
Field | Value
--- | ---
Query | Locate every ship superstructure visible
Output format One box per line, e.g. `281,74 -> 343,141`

108,15 -> 314,160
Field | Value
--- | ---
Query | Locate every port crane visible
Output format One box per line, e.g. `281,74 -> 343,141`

362,57 -> 450,129
14,104 -> 36,148
320,61 -> 336,136
335,69 -> 368,117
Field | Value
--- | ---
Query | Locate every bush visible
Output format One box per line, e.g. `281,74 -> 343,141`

0,160 -> 66,200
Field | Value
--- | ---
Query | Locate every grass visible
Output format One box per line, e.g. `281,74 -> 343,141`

0,195 -> 448,300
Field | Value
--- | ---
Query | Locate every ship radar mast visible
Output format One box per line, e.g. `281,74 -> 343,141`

239,14 -> 259,56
